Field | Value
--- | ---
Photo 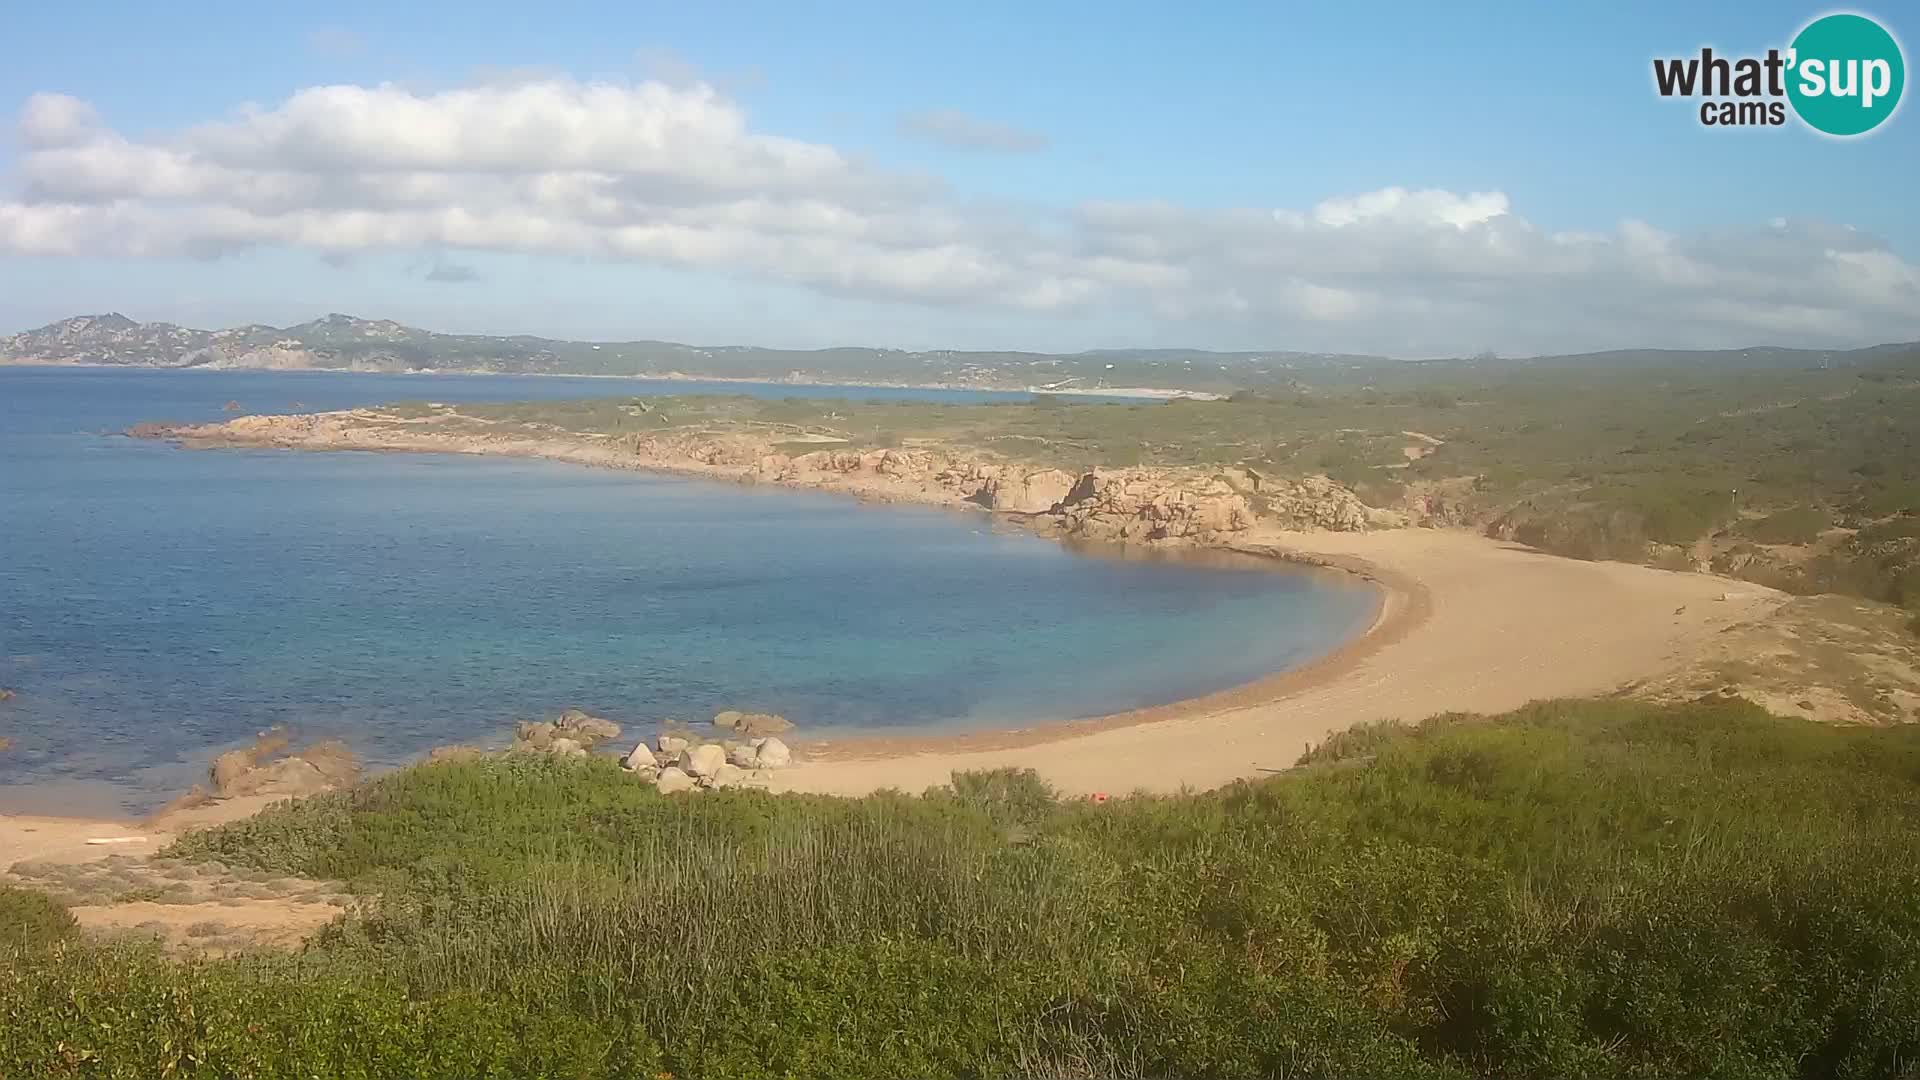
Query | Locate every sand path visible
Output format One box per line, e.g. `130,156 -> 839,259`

1,795 -> 346,951
0,795 -> 279,870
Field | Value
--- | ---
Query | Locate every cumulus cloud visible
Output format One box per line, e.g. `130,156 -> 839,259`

19,92 -> 101,149
1,78 -> 1916,354
898,108 -> 1050,154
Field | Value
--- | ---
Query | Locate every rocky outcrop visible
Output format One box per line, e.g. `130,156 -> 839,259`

1252,474 -> 1376,532
1393,476 -> 1479,529
141,409 -> 1385,547
208,730 -> 360,799
554,708 -> 621,743
621,729 -> 796,792
1050,470 -> 1254,542
972,466 -> 1076,514
713,710 -> 793,737
515,708 -> 622,754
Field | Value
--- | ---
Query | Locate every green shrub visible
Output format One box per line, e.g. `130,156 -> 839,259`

940,767 -> 1057,825
0,947 -> 659,1079
14,699 -> 1920,1077
1632,488 -> 1734,545
1739,505 -> 1833,545
0,886 -> 77,953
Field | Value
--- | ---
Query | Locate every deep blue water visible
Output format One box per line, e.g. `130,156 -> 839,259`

0,366 -> 1377,814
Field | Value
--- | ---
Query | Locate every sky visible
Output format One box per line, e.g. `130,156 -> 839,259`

0,1 -> 1914,357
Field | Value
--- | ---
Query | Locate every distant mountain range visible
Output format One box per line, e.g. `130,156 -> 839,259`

3,312 -> 1914,392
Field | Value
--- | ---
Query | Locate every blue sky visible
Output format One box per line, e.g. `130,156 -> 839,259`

0,1 -> 1913,355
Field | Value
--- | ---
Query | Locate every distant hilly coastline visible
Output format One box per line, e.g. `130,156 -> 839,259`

2,312 -> 1914,393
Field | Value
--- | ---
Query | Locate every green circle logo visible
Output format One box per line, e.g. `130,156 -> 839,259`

1787,13 -> 1905,136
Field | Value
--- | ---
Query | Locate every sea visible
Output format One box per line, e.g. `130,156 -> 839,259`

0,366 -> 1378,815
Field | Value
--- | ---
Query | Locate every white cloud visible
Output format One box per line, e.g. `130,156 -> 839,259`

1309,187 -> 1509,230
18,92 -> 101,149
2,78 -> 1917,354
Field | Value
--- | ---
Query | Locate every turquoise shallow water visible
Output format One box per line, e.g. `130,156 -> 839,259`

0,367 -> 1377,814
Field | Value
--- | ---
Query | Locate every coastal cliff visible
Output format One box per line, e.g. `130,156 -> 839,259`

133,408 -> 1385,544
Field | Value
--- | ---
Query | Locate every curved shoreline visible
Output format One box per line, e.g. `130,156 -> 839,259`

794,544 -> 1426,762
124,410 -> 1415,764
763,526 -> 1786,797
39,412 -> 1786,806
0,535 -> 1419,848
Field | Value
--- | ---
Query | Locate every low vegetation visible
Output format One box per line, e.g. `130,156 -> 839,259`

0,886 -> 77,953
387,348 -> 1920,623
7,697 -> 1920,1077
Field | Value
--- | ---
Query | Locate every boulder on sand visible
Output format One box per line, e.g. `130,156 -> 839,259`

654,766 -> 696,794
709,763 -> 746,789
727,745 -> 759,769
682,743 -> 727,779
624,742 -> 659,772
755,737 -> 792,769
658,733 -> 691,756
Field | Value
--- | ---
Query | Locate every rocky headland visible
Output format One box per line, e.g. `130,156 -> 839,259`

132,407 -> 1388,547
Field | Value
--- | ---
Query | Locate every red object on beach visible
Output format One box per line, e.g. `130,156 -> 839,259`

1090,792 -> 1109,803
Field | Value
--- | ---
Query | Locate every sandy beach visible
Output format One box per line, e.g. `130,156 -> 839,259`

0,795 -> 283,871
768,526 -> 1782,796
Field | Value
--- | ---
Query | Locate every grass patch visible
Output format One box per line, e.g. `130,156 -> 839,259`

1738,505 -> 1834,545
5,698 -> 1917,1076
0,887 -> 77,953
407,358 -> 1920,605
